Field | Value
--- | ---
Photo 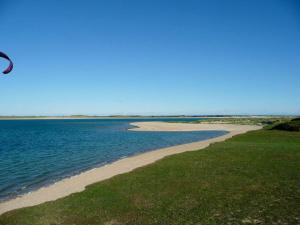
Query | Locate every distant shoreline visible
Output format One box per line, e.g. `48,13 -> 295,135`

0,115 -> 288,120
0,116 -> 202,120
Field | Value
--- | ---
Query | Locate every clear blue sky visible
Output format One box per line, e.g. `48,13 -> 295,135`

0,0 -> 299,116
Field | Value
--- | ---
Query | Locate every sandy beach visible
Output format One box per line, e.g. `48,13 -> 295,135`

0,122 -> 261,215
130,121 -> 260,132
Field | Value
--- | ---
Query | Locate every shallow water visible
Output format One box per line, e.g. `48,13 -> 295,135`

0,118 -> 227,201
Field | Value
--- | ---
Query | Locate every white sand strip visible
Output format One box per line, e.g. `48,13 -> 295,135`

130,121 -> 260,132
0,122 -> 261,215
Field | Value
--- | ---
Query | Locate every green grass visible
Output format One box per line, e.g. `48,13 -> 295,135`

1,129 -> 299,225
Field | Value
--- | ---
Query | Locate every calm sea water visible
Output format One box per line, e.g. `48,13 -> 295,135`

0,118 -> 227,201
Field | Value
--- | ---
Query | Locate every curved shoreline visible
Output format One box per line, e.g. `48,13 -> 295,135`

0,122 -> 261,215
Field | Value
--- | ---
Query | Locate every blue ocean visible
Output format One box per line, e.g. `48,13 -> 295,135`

0,118 -> 227,201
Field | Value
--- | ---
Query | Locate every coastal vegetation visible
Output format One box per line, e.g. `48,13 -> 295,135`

271,117 -> 300,131
182,116 -> 294,126
0,122 -> 299,224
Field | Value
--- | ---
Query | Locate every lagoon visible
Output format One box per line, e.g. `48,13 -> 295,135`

0,118 -> 227,201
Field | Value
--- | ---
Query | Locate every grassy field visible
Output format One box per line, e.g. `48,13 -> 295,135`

0,129 -> 299,224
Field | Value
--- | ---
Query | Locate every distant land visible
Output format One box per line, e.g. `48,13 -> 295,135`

0,115 -> 296,120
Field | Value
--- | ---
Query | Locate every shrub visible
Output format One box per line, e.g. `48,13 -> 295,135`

271,118 -> 300,131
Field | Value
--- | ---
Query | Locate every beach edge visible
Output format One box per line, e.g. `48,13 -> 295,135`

0,122 -> 261,215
